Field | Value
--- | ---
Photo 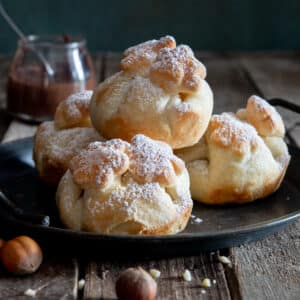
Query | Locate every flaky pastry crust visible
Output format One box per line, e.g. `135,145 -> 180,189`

54,90 -> 93,129
175,95 -> 290,205
56,134 -> 193,235
33,122 -> 102,186
90,36 -> 213,149
33,91 -> 103,186
121,35 -> 176,72
237,95 -> 285,137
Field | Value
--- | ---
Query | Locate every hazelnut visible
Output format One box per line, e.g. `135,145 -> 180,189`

116,267 -> 157,300
1,236 -> 43,275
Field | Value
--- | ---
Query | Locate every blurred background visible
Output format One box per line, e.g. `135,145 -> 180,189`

1,0 -> 300,54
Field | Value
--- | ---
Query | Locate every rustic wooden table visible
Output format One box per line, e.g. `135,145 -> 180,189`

0,52 -> 299,300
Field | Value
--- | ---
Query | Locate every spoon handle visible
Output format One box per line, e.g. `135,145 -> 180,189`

0,2 -> 26,40
0,1 -> 54,77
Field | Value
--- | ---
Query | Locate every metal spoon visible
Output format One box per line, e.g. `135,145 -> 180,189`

0,1 -> 54,77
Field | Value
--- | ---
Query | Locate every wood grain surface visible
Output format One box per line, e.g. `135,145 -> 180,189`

0,52 -> 299,300
0,257 -> 78,300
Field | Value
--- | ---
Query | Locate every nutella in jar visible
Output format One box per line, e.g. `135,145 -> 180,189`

6,35 -> 96,122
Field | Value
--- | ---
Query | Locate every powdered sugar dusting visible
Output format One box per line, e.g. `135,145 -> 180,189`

173,182 -> 193,214
150,45 -> 206,92
194,217 -> 203,224
70,141 -> 130,188
152,46 -> 185,75
121,36 -> 176,71
61,90 -> 93,118
35,122 -> 100,162
249,95 -> 283,123
188,160 -> 209,175
69,134 -> 184,188
250,95 -> 275,113
67,90 -> 93,102
210,113 -> 259,149
109,181 -> 162,216
130,134 -> 180,184
124,39 -> 160,67
176,102 -> 192,113
99,138 -> 130,152
127,77 -> 165,110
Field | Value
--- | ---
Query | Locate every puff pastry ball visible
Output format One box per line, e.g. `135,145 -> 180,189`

56,134 -> 193,235
90,35 -> 213,149
175,95 -> 290,205
33,91 -> 103,186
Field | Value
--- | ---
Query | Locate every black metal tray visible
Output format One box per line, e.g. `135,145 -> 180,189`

0,137 -> 299,257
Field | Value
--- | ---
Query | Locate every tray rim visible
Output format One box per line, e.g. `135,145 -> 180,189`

2,207 -> 299,242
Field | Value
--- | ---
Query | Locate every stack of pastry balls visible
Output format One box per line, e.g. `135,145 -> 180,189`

33,36 -> 290,235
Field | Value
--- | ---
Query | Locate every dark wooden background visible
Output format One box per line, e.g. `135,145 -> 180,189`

0,51 -> 299,299
1,0 -> 300,54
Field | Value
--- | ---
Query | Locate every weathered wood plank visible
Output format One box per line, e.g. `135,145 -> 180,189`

226,54 -> 300,300
84,255 -> 231,300
239,53 -> 300,101
238,53 -> 300,129
228,221 -> 300,300
198,52 -> 255,113
0,256 -> 78,300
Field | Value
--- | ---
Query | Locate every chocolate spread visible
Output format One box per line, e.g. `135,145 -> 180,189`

6,65 -> 96,121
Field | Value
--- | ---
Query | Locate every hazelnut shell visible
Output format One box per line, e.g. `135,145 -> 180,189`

116,267 -> 157,300
1,236 -> 43,275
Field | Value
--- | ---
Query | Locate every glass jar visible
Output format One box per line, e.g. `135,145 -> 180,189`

6,35 -> 96,122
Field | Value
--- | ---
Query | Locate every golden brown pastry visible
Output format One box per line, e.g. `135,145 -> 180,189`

56,134 -> 193,234
54,90 -> 93,129
33,91 -> 103,186
175,95 -> 290,205
90,36 -> 213,149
